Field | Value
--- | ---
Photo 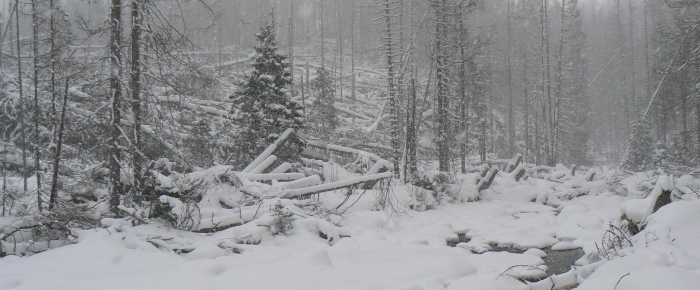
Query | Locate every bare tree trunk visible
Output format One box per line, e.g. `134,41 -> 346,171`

541,0 -> 554,166
383,0 -> 401,174
506,0 -> 514,157
696,93 -> 700,158
15,0 -> 27,192
130,0 -> 143,201
50,79 -> 69,210
289,0 -> 294,96
555,0 -> 565,163
320,0 -> 325,69
523,34 -> 531,162
50,0 -> 57,132
109,0 -> 123,214
32,0 -> 42,211
626,0 -> 637,110
434,0 -> 449,171
2,140 -> 6,215
615,0 -> 630,137
0,4 -> 3,69
406,77 -> 417,178
458,4 -> 468,173
300,74 -> 305,112
351,1 -> 356,102
338,1 -> 343,102
643,0 -> 651,100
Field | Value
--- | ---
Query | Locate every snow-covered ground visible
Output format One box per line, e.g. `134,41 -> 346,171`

1,169 -> 699,290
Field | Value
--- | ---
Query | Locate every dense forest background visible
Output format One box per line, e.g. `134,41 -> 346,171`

0,0 -> 699,214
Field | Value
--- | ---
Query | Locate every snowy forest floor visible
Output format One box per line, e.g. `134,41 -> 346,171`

1,168 -> 699,290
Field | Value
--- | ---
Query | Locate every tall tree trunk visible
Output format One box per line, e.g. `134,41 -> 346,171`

434,0 -> 449,171
383,0 -> 401,174
50,79 -> 69,210
289,0 -> 294,97
50,0 -> 57,133
304,61 -> 309,117
407,77 -> 417,178
506,0 -> 514,157
337,1 -> 343,102
556,0 -> 565,163
15,0 -> 26,192
130,0 -> 143,201
32,0 -> 42,211
541,0 -> 554,166
351,1 -> 356,102
217,7 -> 222,78
2,140 -> 6,215
643,0 -> 651,100
626,0 -> 637,110
458,4 -> 468,173
0,4 -> 3,69
615,0 -> 630,137
320,0 -> 325,69
109,0 -> 123,214
522,33 -> 530,162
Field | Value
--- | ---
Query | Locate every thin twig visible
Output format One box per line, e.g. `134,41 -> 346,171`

614,272 -> 631,289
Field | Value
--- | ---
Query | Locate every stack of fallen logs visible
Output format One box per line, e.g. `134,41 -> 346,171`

238,129 -> 394,199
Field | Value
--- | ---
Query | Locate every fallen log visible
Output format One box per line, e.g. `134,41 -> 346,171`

243,128 -> 294,173
270,162 -> 292,173
511,164 -> 527,182
238,172 -> 305,182
279,172 -> 393,198
249,155 -> 277,174
506,153 -> 523,173
477,167 -> 499,192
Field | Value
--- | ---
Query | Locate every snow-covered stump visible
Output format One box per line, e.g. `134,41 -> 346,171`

584,168 -> 596,182
652,178 -> 673,213
620,175 -> 674,235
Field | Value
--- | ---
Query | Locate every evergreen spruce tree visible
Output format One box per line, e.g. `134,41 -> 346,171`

308,68 -> 338,136
651,140 -> 668,168
183,119 -> 213,168
667,131 -> 691,166
230,23 -> 305,167
622,120 -> 655,171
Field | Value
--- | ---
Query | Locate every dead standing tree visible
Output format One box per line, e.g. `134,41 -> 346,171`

109,0 -> 123,214
378,0 -> 403,175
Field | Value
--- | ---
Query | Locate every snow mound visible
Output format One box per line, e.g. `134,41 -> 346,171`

447,272 -> 528,290
620,174 -> 673,224
578,200 -> 700,290
186,244 -> 227,260
550,241 -> 580,250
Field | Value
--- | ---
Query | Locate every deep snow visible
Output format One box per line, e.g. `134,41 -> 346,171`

1,169 -> 699,290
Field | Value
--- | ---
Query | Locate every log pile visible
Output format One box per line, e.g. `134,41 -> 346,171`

238,129 -> 394,199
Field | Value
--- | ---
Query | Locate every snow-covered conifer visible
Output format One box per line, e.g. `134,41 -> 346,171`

622,120 -> 654,171
230,23 -> 305,167
667,131 -> 691,166
308,68 -> 338,136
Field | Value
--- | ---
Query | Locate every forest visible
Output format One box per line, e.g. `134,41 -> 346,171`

0,0 -> 699,289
